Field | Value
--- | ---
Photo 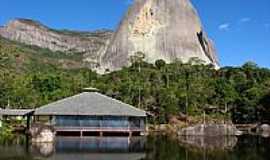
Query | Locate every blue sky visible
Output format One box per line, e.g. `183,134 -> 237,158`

0,0 -> 269,68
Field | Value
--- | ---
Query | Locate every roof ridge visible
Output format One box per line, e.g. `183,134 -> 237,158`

0,108 -> 33,110
94,92 -> 146,114
35,92 -> 146,116
35,92 -> 85,112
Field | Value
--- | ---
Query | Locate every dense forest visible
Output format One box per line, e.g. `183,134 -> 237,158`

0,37 -> 270,124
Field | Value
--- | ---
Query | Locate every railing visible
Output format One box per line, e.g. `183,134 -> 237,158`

54,126 -> 145,132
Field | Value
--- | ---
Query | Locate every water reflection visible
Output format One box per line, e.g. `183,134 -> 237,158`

0,145 -> 29,159
31,137 -> 146,160
144,135 -> 270,160
178,136 -> 238,150
0,135 -> 270,160
31,142 -> 54,157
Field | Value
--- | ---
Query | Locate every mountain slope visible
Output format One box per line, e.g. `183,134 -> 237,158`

0,36 -> 90,73
0,19 -> 113,68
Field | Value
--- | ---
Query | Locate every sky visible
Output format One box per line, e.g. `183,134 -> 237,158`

0,0 -> 269,68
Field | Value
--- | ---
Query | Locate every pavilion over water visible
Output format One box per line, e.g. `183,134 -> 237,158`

34,92 -> 147,136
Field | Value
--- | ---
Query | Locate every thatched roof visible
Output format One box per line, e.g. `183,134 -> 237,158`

35,92 -> 146,117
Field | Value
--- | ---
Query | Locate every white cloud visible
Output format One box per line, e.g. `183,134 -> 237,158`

240,17 -> 251,23
218,23 -> 230,31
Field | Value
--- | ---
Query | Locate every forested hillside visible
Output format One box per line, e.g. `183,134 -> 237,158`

0,36 -> 97,107
0,36 -> 88,73
0,36 -> 270,124
97,59 -> 270,124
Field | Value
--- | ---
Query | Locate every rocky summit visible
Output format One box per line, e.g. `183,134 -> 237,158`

100,0 -> 219,72
0,0 -> 219,73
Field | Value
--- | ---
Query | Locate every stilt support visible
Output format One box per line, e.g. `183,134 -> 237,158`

26,115 -> 31,131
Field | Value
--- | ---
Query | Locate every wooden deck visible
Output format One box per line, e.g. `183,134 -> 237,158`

54,127 -> 145,137
55,127 -> 144,132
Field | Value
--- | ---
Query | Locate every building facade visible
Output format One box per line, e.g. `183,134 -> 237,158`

35,92 -> 147,136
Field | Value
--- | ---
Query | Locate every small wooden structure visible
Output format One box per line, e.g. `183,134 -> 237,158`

34,92 -> 147,137
0,108 -> 34,130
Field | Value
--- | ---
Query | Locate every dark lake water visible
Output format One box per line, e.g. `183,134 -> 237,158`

0,135 -> 269,160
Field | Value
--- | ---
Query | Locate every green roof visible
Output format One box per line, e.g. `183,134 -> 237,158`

35,92 -> 146,117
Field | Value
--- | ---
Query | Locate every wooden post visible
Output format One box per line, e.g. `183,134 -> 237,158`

128,117 -> 130,131
26,115 -> 31,131
49,116 -> 53,125
100,132 -> 103,137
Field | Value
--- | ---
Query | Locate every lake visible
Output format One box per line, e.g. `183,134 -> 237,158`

0,135 -> 269,160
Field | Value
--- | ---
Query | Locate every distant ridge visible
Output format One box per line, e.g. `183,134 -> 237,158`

0,18 -> 113,68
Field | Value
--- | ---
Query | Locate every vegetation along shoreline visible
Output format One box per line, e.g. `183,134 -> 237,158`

1,36 -> 270,138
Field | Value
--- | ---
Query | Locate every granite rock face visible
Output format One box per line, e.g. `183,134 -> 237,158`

100,0 -> 219,72
0,19 -> 113,68
0,0 -> 219,72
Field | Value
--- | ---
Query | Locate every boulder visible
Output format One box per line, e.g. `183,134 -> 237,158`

178,124 -> 242,136
30,123 -> 55,143
257,124 -> 270,137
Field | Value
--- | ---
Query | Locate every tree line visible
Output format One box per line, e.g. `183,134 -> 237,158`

0,58 -> 270,124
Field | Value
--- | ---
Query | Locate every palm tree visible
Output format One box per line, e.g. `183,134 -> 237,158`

129,51 -> 146,109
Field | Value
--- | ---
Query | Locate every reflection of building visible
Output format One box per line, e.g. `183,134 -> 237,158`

55,137 -> 146,152
35,92 -> 147,136
32,137 -> 146,160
